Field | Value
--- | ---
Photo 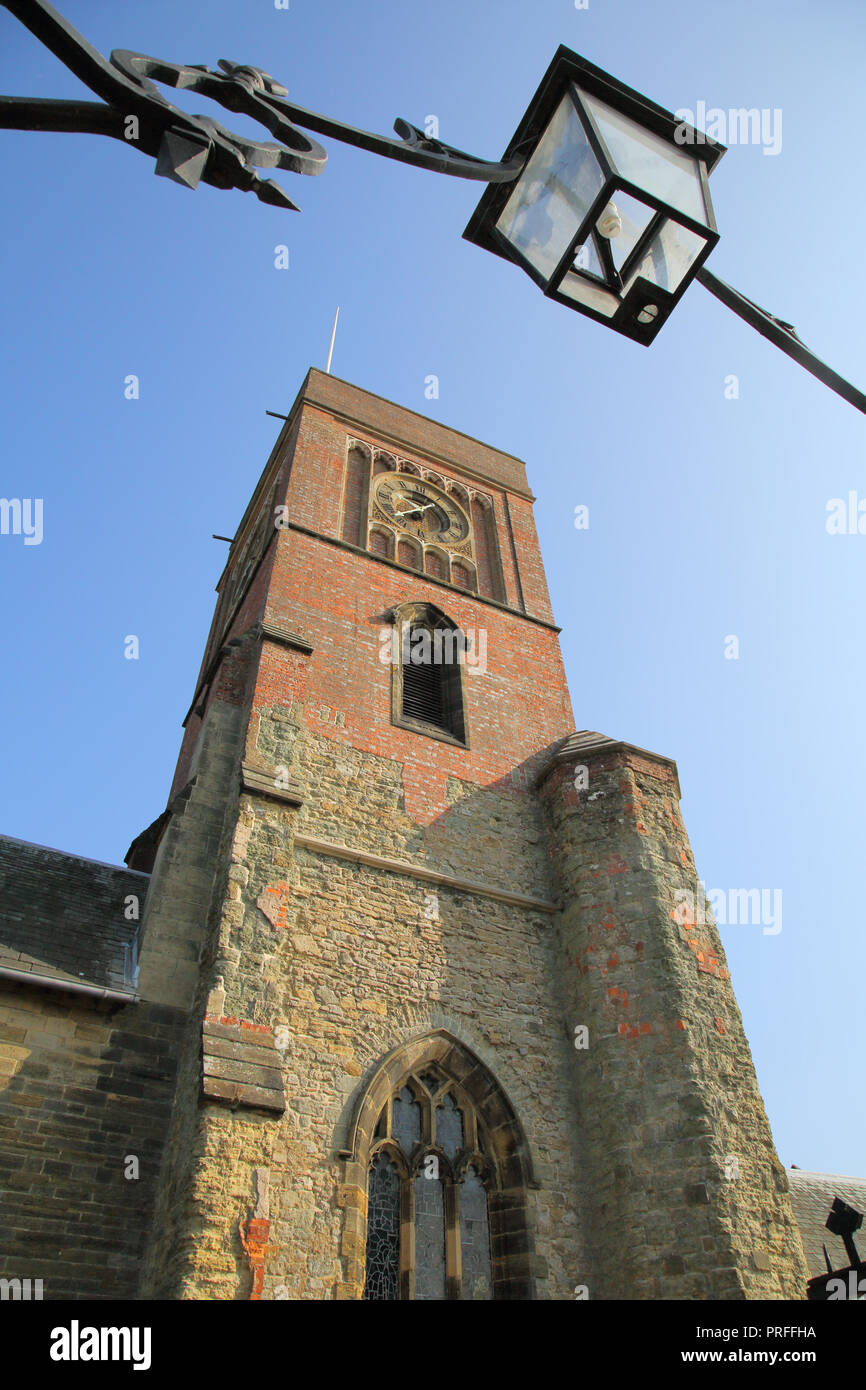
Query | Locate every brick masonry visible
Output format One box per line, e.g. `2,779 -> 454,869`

0,370 -> 810,1299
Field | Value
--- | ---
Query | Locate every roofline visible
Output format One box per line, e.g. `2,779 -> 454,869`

0,833 -> 150,879
221,364 -> 537,586
787,1168 -> 866,1184
300,367 -> 530,471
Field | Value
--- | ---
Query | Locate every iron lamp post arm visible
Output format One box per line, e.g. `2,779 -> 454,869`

262,98 -> 525,184
0,94 -> 126,137
0,0 -> 524,198
696,267 -> 866,417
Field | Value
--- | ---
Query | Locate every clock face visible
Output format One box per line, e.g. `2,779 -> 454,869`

374,473 -> 469,545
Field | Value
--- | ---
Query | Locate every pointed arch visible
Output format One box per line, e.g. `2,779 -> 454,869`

386,601 -> 468,747
338,1031 -> 537,1299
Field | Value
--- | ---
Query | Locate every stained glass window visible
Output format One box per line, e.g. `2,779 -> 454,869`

363,1153 -> 401,1301
436,1093 -> 464,1158
363,1071 -> 493,1300
391,1086 -> 422,1152
459,1167 -> 492,1300
413,1171 -> 446,1300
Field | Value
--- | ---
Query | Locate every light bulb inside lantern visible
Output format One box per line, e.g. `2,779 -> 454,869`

596,202 -> 622,239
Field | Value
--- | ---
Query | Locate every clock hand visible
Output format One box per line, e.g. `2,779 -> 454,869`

393,500 -> 439,517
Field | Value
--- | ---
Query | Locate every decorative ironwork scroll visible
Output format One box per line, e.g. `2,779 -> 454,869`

1,0 -> 523,210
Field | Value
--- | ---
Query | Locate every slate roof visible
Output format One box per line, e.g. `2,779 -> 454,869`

788,1169 -> 866,1277
0,834 -> 148,995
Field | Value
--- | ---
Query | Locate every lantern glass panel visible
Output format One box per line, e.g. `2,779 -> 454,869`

495,93 -> 606,283
623,219 -> 707,294
578,88 -> 708,226
572,236 -> 604,278
557,271 -> 620,317
607,192 -> 657,271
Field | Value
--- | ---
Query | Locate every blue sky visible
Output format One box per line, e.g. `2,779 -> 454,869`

1,0 -> 864,1178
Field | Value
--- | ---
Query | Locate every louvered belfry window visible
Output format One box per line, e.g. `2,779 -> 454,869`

394,608 -> 466,744
402,628 -> 446,728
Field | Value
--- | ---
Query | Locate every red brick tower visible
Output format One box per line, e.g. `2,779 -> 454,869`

134,370 -> 807,1300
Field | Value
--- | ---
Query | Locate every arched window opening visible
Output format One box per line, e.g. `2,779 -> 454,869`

451,562 -> 471,591
363,1152 -> 401,1302
391,604 -> 466,745
342,1031 -> 536,1301
392,1086 -> 422,1152
459,1167 -> 492,1300
360,1062 -> 496,1300
436,1093 -> 464,1157
413,1171 -> 446,1301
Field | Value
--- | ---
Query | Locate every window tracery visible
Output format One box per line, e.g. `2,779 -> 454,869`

362,1069 -> 493,1300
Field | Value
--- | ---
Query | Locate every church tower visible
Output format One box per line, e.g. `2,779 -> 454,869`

133,369 -> 807,1300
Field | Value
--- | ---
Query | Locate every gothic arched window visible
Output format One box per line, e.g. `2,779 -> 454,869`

340,1031 -> 536,1301
389,603 -> 467,746
362,1069 -> 493,1300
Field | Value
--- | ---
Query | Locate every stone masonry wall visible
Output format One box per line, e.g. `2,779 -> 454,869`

0,983 -> 182,1300
155,717 -> 589,1299
137,632 -> 264,1297
539,736 -> 809,1300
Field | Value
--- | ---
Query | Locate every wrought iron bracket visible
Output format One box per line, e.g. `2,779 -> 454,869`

697,267 -> 866,416
0,0 -> 523,209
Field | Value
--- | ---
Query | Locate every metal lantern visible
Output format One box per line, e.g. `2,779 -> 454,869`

464,47 -> 726,344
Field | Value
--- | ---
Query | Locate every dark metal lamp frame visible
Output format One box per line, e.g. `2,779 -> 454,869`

464,47 -> 724,347
2,1 -> 864,414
